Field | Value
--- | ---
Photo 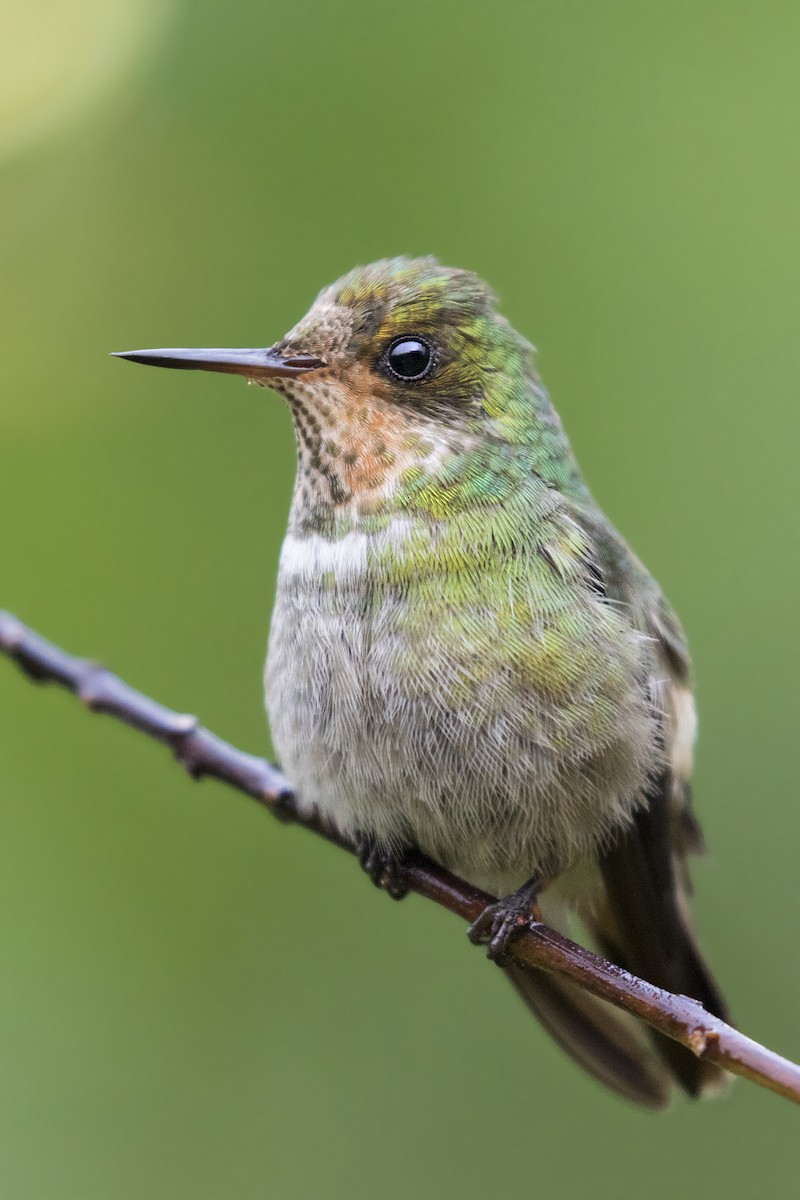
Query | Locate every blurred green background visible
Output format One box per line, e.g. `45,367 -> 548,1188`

2,1 -> 799,1196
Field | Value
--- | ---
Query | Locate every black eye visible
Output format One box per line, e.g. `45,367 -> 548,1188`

385,337 -> 432,381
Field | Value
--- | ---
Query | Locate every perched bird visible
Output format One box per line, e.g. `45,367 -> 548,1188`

115,257 -> 728,1108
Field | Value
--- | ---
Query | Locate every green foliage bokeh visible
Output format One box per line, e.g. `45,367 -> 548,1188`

1,2 -> 799,1196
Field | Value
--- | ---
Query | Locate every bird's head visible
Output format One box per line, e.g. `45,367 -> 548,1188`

115,257 -> 578,530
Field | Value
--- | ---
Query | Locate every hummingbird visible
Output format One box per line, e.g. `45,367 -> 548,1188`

115,257 -> 728,1108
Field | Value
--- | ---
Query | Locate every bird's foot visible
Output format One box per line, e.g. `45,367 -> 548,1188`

467,877 -> 542,964
355,833 -> 410,900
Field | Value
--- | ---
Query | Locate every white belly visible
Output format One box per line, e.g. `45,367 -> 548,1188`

265,527 -> 658,894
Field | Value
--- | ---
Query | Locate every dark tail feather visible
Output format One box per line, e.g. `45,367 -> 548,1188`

597,773 -> 730,1098
503,770 -> 729,1106
504,963 -> 672,1109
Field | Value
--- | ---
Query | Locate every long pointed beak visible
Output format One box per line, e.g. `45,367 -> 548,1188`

110,346 -> 326,380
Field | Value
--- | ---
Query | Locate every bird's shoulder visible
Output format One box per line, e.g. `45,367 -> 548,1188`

559,497 -> 692,685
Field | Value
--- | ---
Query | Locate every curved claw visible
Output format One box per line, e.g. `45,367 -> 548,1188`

467,877 -> 542,964
355,834 -> 410,900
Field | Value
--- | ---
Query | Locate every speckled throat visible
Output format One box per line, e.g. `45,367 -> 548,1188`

271,371 -> 480,536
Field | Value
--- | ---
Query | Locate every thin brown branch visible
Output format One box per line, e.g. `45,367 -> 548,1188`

1,609 -> 798,1106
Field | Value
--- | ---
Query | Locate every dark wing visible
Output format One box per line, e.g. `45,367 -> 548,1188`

595,771 -> 729,1097
504,504 -> 729,1104
578,505 -> 730,1097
